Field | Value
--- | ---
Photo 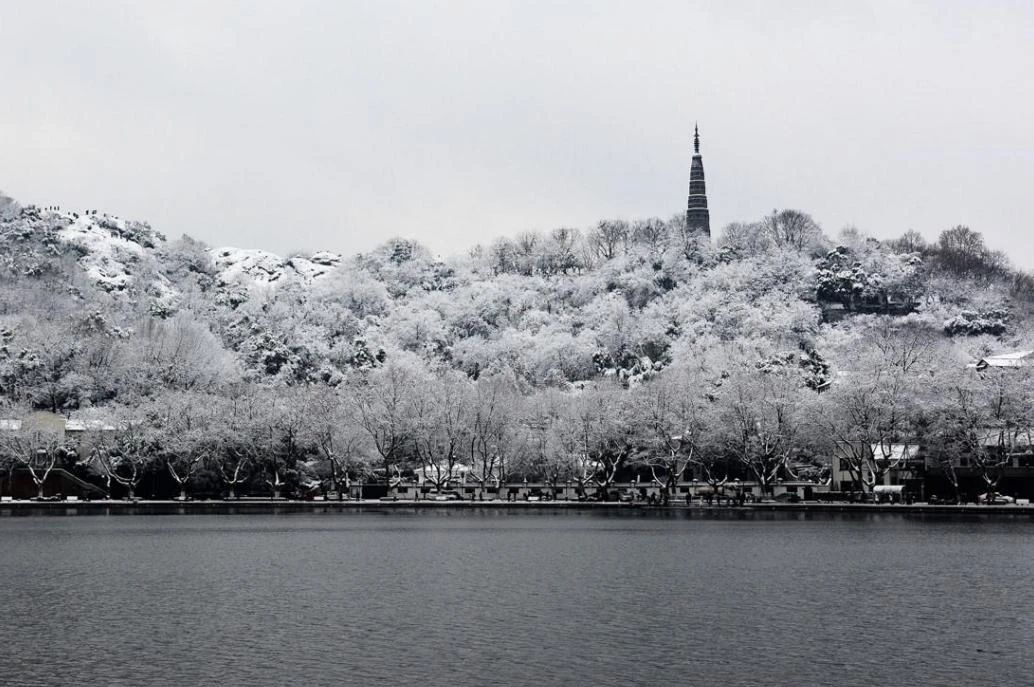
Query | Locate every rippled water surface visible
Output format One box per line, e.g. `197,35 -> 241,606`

1,509 -> 1032,686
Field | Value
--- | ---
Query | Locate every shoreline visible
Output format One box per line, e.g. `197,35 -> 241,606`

2,499 -> 1034,517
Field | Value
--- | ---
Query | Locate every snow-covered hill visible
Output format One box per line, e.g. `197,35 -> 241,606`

3,188 -> 1029,402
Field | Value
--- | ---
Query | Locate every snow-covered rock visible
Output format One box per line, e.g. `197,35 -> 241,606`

53,212 -> 168,295
57,215 -> 146,291
287,251 -> 343,280
210,247 -> 341,287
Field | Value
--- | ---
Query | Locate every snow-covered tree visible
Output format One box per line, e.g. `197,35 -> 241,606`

0,411 -> 72,498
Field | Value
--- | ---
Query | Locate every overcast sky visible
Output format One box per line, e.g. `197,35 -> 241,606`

1,1 -> 1032,266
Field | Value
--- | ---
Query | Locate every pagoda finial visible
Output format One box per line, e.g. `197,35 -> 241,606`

693,123 -> 700,154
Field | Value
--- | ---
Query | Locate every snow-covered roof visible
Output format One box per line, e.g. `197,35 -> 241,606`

974,429 -> 1033,449
974,350 -> 1034,370
65,419 -> 118,432
870,444 -> 918,463
415,463 -> 473,478
0,417 -> 117,432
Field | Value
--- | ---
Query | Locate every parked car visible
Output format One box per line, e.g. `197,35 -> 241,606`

424,491 -> 462,501
773,492 -> 801,503
617,490 -> 635,503
977,492 -> 1015,505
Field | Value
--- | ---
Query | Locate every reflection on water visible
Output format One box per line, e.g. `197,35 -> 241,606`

1,510 -> 1031,687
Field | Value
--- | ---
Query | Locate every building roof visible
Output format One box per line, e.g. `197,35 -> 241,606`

0,416 -> 117,432
975,429 -> 1033,449
974,350 -> 1034,370
871,444 -> 919,463
64,418 -> 118,432
415,463 -> 473,478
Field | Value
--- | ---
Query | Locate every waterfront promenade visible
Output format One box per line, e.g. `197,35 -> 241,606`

3,498 -> 1034,516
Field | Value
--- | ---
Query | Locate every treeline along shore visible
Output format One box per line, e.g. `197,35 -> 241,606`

4,498 -> 1034,519
3,350 -> 1034,506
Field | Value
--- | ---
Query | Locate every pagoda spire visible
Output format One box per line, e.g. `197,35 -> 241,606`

686,124 -> 710,237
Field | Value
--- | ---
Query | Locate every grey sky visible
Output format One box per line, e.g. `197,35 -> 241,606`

2,1 -> 1032,266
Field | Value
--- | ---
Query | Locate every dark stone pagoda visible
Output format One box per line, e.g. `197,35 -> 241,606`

686,124 -> 710,237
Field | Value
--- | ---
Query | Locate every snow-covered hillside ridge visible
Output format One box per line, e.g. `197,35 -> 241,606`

54,209 -> 342,291
0,199 -> 179,309
0,193 -> 340,300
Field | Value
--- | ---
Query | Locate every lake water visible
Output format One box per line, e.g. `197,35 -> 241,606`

1,509 -> 1031,686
